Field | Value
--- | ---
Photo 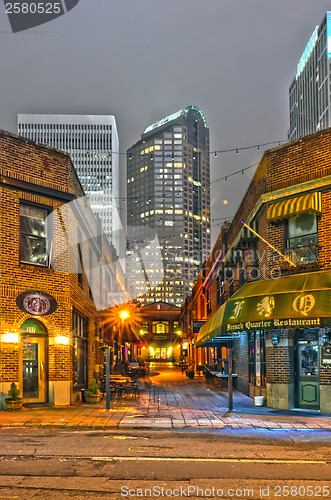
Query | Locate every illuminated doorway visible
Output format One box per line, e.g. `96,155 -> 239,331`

21,320 -> 47,403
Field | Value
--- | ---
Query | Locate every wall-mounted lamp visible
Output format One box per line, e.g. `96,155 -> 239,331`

271,333 -> 280,347
1,333 -> 19,343
55,335 -> 70,345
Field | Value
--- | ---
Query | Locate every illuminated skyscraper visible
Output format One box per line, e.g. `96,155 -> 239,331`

127,106 -> 210,305
17,114 -> 121,255
288,12 -> 331,141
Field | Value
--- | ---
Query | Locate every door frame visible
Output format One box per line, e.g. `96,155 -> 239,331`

294,329 -> 320,409
20,319 -> 48,404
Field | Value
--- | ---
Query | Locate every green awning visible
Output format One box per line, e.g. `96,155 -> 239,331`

196,271 -> 331,345
196,303 -> 228,347
224,270 -> 331,333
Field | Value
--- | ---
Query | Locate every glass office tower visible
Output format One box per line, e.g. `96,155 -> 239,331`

127,106 -> 210,305
17,114 -> 121,255
288,12 -> 331,141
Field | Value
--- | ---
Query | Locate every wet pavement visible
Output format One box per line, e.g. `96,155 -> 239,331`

1,363 -> 330,431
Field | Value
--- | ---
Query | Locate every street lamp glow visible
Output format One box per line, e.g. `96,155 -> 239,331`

119,310 -> 130,321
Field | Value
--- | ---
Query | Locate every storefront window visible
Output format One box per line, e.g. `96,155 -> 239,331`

248,330 -> 266,387
152,321 -> 169,335
20,203 -> 49,266
72,311 -> 88,387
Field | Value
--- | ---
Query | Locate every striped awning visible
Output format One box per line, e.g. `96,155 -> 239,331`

267,192 -> 322,222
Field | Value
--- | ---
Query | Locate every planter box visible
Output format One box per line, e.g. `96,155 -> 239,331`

5,398 -> 23,411
85,392 -> 100,404
186,371 -> 195,379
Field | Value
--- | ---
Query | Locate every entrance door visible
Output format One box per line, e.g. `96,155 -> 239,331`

295,331 -> 320,409
22,337 -> 46,403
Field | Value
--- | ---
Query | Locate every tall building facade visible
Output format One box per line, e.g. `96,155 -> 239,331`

17,114 -> 121,255
288,12 -> 331,141
127,106 -> 210,305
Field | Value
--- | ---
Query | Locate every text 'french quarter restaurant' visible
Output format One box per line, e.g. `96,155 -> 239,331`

193,128 -> 331,413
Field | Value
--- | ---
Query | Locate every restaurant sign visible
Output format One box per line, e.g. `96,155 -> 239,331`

224,290 -> 331,333
227,317 -> 325,333
16,290 -> 58,316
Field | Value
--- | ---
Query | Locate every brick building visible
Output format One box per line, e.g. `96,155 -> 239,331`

0,131 -> 124,407
138,301 -> 181,362
182,128 -> 331,413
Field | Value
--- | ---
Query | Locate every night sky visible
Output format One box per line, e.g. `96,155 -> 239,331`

1,0 -> 330,245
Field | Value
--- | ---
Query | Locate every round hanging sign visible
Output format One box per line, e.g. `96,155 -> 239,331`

16,290 -> 58,316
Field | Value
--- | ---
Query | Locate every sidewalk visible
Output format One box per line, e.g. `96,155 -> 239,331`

1,364 -> 330,431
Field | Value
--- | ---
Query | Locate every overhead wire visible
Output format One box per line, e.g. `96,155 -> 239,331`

89,139 -> 285,159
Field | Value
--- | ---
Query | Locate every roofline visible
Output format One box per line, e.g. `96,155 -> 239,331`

143,106 -> 207,135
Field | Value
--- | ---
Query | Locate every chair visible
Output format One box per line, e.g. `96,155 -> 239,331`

125,381 -> 139,398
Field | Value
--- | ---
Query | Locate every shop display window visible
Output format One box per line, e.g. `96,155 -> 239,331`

72,311 -> 88,387
248,330 -> 266,387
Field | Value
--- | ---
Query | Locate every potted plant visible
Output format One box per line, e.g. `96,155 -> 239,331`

5,382 -> 23,411
186,360 -> 195,379
85,378 -> 100,404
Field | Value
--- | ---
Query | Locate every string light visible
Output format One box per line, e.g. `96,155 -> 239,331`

108,157 -> 259,204
210,161 -> 259,185
86,140 -> 285,160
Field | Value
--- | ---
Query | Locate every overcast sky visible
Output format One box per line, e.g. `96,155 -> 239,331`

1,0 -> 330,245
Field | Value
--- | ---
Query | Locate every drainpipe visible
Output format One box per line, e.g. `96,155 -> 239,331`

228,346 -> 233,412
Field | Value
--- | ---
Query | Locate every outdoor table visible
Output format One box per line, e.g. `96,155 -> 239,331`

129,366 -> 144,378
109,375 -> 131,381
108,377 -> 132,400
213,373 -> 238,390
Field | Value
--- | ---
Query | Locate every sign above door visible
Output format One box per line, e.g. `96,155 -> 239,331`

16,290 -> 58,316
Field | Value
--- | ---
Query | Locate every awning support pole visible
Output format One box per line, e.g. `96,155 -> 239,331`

106,348 -> 110,410
240,221 -> 296,267
228,347 -> 233,412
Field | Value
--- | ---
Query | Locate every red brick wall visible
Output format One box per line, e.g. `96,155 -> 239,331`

0,131 -> 101,389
